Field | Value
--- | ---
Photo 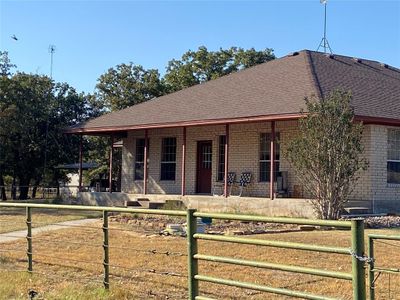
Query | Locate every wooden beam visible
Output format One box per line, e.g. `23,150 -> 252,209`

224,124 -> 230,197
108,134 -> 114,193
78,134 -> 83,192
270,121 -> 275,200
181,127 -> 186,196
143,129 -> 148,195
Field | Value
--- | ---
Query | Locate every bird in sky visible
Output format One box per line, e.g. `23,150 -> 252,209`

11,34 -> 18,41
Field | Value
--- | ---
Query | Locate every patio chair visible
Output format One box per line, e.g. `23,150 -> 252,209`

237,172 -> 252,197
213,172 -> 236,196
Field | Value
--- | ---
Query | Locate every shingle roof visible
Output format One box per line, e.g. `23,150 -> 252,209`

66,50 -> 400,133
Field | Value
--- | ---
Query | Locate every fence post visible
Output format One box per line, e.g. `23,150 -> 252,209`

351,218 -> 366,300
368,236 -> 375,300
103,210 -> 110,289
187,209 -> 198,300
26,207 -> 32,272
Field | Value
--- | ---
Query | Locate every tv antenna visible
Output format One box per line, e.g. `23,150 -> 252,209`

48,45 -> 56,79
43,44 -> 56,187
317,0 -> 333,53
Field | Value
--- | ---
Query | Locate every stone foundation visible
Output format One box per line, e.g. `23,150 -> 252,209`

77,192 -> 315,217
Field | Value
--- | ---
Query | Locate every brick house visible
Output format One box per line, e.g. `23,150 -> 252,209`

66,50 -> 400,215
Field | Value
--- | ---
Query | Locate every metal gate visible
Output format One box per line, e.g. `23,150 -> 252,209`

368,234 -> 400,300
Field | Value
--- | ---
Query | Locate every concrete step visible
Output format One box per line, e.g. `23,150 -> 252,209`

126,198 -> 165,209
343,207 -> 370,215
341,213 -> 387,219
124,200 -> 141,207
136,198 -> 150,208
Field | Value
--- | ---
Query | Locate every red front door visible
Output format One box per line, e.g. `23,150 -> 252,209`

196,141 -> 212,194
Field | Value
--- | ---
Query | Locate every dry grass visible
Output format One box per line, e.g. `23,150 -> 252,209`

0,207 -> 101,233
0,218 -> 399,300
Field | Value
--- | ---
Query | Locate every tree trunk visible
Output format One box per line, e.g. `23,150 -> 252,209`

0,173 -> 6,201
31,177 -> 41,199
31,186 -> 37,199
18,177 -> 31,200
11,177 -> 17,200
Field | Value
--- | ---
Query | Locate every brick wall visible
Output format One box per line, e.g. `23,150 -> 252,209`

368,125 -> 400,212
121,122 -> 400,213
348,125 -> 372,205
121,120 -> 302,197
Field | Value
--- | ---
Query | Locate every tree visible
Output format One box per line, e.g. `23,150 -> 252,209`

0,51 -> 16,77
96,64 -> 165,111
164,46 -> 275,92
96,46 -> 275,110
284,90 -> 368,219
0,51 -> 16,199
0,71 -> 97,199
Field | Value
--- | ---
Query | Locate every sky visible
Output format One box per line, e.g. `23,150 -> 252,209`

1,0 -> 399,94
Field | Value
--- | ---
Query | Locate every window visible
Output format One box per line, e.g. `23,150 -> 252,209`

161,137 -> 176,180
217,135 -> 226,181
134,138 -> 146,180
388,129 -> 400,184
259,133 -> 280,182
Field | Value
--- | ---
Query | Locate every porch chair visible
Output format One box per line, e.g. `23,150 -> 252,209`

237,172 -> 252,197
213,172 -> 236,196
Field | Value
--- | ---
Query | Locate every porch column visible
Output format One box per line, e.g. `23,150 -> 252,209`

108,134 -> 114,193
143,129 -> 148,195
78,134 -> 83,192
270,121 -> 276,200
181,127 -> 186,196
224,124 -> 230,197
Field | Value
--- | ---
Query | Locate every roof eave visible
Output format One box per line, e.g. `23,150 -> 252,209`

64,113 -> 305,135
355,115 -> 400,127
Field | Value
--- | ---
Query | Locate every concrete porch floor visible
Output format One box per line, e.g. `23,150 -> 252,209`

78,192 -> 314,218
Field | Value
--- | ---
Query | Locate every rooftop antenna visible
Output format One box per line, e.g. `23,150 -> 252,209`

48,45 -> 56,79
317,0 -> 333,53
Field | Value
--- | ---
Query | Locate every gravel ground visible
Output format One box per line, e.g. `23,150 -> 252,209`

363,216 -> 400,229
110,213 -> 400,236
110,214 -> 302,235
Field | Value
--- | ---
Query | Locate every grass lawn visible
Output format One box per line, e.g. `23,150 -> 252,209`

0,219 -> 399,300
0,207 -> 101,233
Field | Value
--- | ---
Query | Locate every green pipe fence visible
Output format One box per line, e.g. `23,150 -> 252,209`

193,233 -> 350,254
193,254 -> 353,280
368,234 -> 400,300
103,210 -> 110,289
191,212 -> 366,300
194,275 -> 338,300
187,209 -> 199,299
26,207 -> 33,273
0,203 -> 369,299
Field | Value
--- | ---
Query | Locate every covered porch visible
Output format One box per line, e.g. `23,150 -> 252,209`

74,117 -> 306,202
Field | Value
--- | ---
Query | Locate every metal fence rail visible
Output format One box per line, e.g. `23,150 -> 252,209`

190,210 -> 366,300
0,203 -> 369,299
368,233 -> 400,300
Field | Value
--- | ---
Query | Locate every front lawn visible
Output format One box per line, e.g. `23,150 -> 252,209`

0,220 -> 399,299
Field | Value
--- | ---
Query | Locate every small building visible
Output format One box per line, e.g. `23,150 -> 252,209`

66,50 -> 400,215
55,162 -> 98,196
